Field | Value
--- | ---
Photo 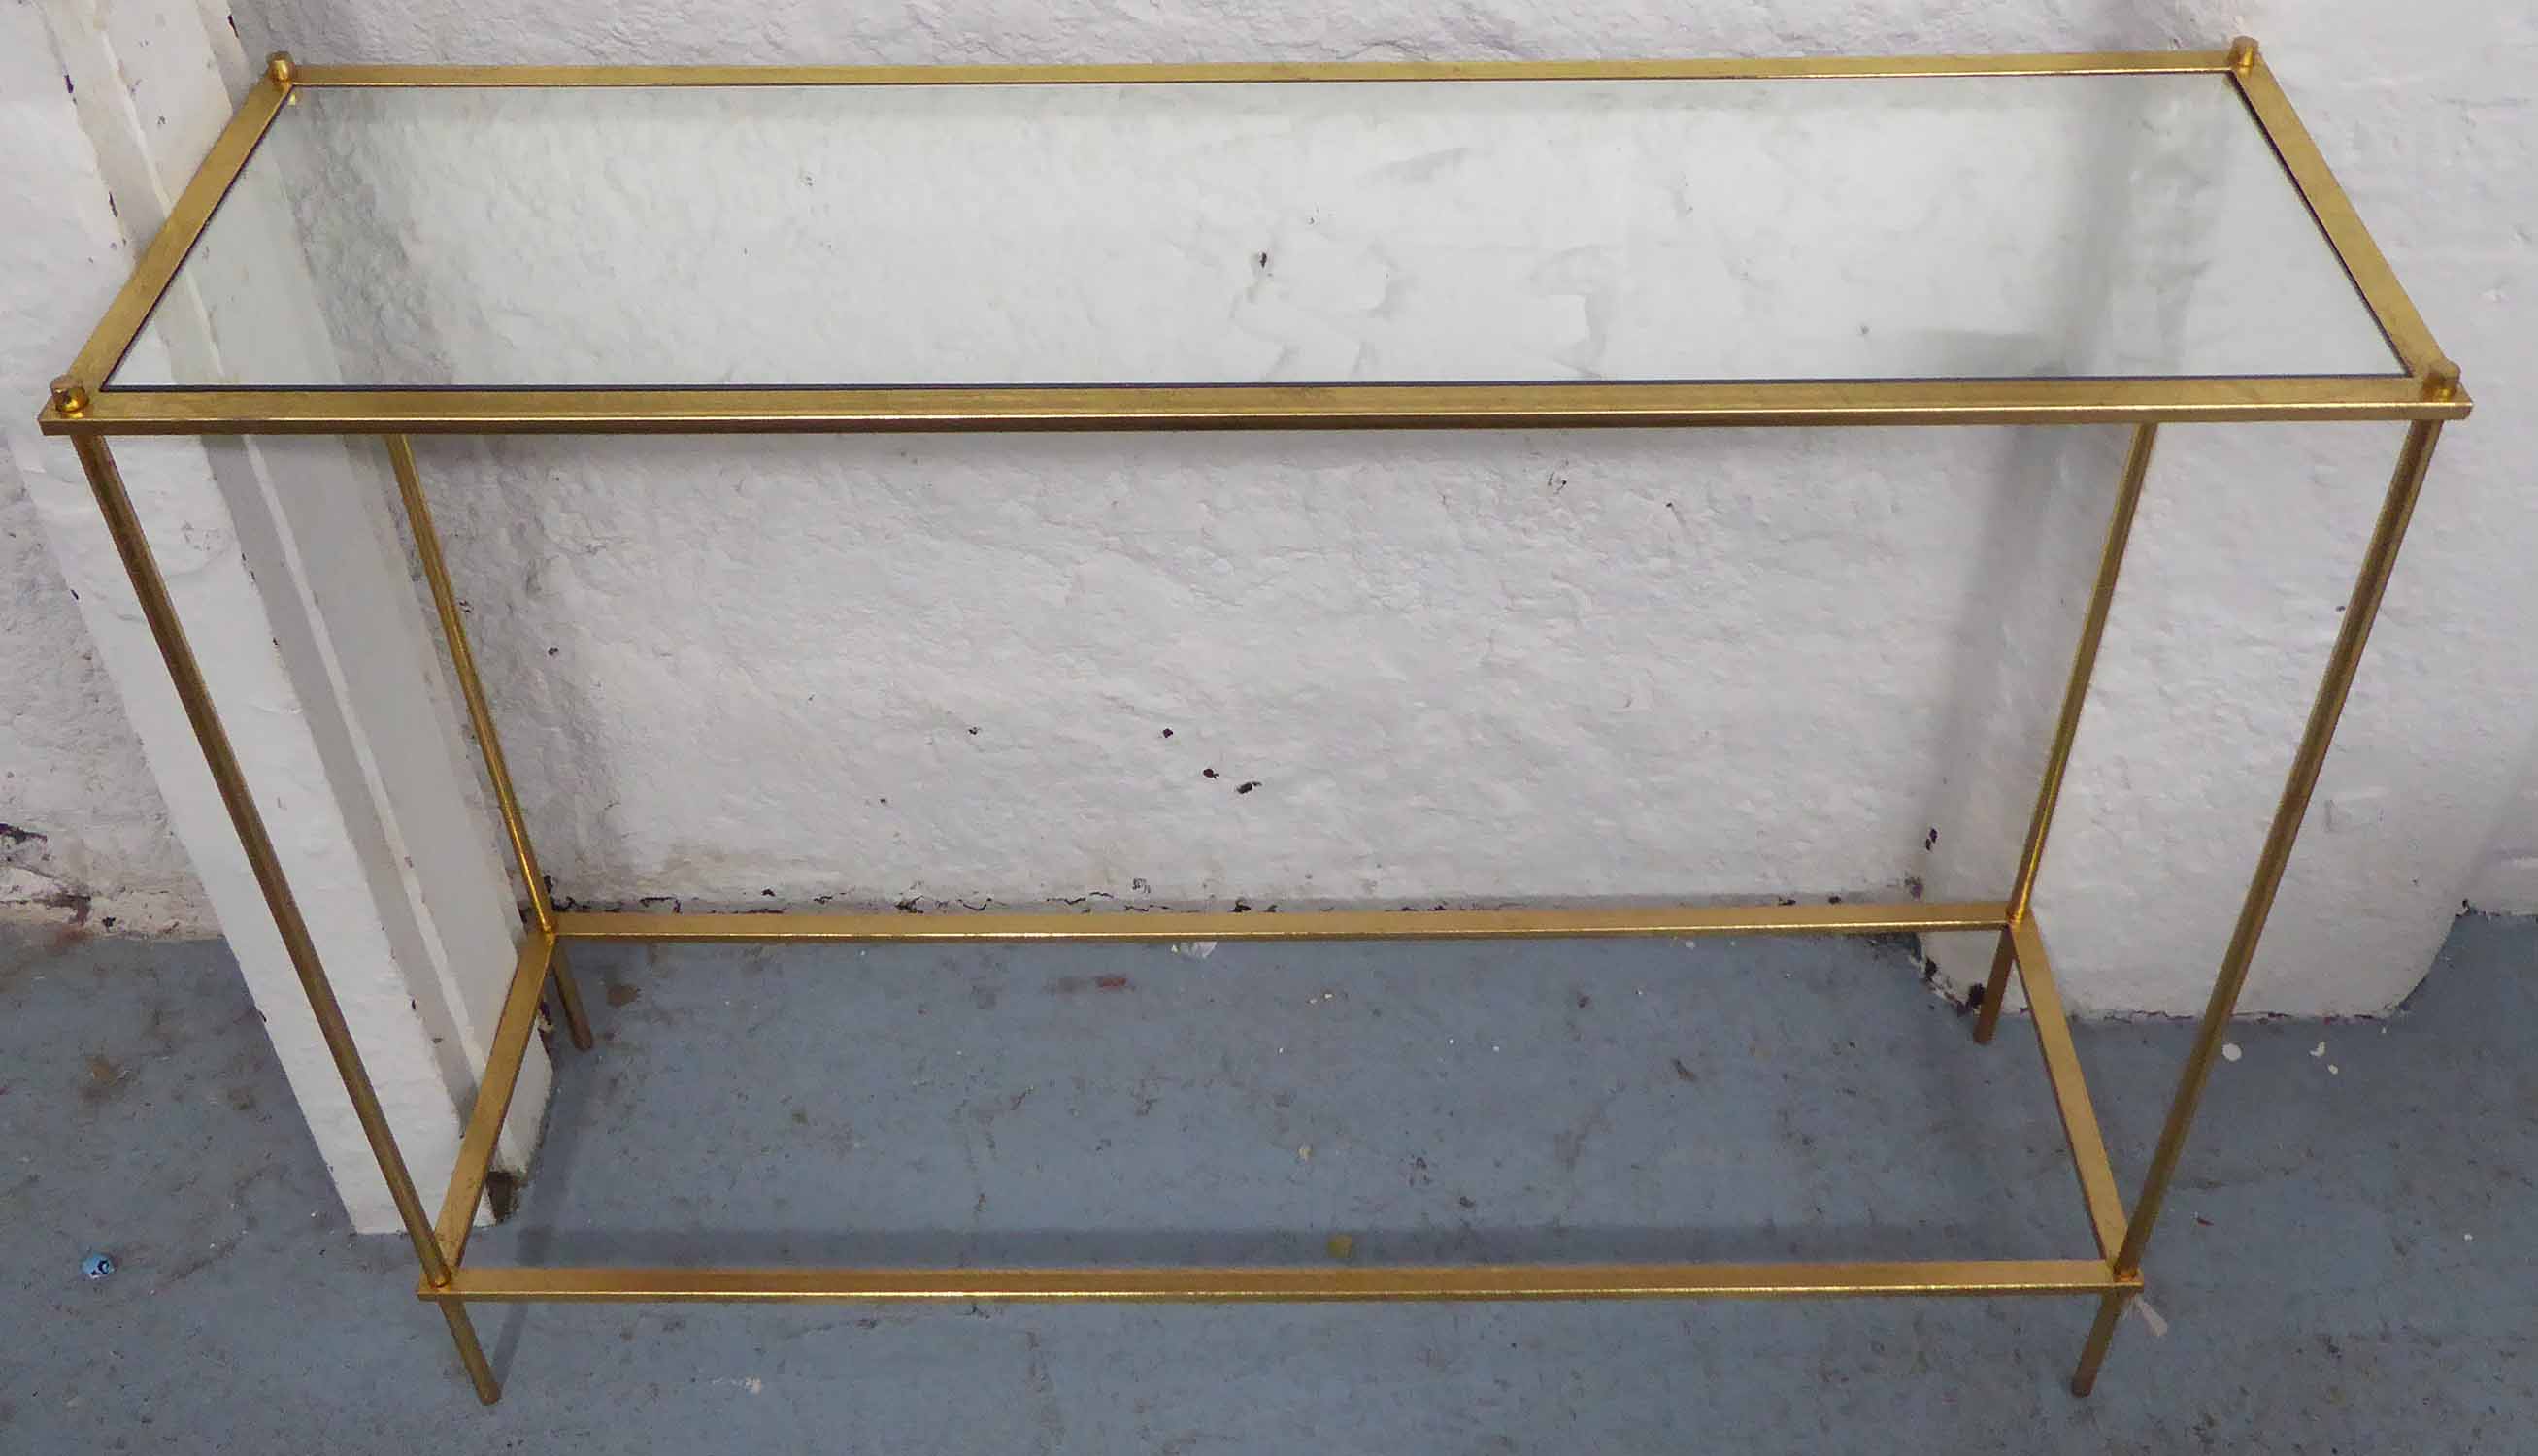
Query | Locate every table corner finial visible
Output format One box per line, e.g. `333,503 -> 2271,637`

2226,37 -> 2258,74
2424,358 -> 2461,400
266,51 -> 296,86
49,375 -> 87,416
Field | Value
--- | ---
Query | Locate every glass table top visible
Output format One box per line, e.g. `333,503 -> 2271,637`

111,71 -> 2400,391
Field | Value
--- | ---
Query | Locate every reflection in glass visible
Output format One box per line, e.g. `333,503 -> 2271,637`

114,74 -> 2397,389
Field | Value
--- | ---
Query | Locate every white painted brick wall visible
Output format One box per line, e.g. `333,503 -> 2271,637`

7,0 -> 2532,1016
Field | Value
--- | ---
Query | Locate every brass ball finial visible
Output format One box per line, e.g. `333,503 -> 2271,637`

266,51 -> 295,85
49,375 -> 88,416
2226,37 -> 2258,74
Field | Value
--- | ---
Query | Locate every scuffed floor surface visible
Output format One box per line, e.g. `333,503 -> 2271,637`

2,917 -> 2529,1451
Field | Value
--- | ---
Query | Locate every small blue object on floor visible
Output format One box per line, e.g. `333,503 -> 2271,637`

81,1252 -> 115,1280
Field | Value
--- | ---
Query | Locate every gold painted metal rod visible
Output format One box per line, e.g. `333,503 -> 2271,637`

1976,423 -> 2156,1043
298,51 -> 2235,87
2009,919 -> 2129,1260
2230,50 -> 2445,375
71,436 -> 453,1287
42,376 -> 2466,438
432,931 -> 556,1267
2007,424 -> 2155,921
2070,1289 -> 2133,1396
425,1258 -> 2133,1304
437,1303 -> 502,1405
62,76 -> 288,392
385,435 -> 555,935
554,900 -> 2008,943
2113,418 -> 2445,1277
548,943 -> 594,1051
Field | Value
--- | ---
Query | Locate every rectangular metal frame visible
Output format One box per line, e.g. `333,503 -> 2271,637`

41,43 -> 2467,434
39,42 -> 2466,1406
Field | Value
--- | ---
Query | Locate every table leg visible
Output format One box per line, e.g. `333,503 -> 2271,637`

440,1301 -> 502,1404
548,941 -> 595,1050
387,435 -> 581,1054
2080,413 -> 2446,1391
75,435 -> 495,1399
2070,1289 -> 2132,1395
1976,423 -> 2155,1043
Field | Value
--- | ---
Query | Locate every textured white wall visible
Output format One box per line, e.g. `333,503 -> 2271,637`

0,5 -> 206,934
8,0 -> 2533,1015
2467,753 -> 2538,915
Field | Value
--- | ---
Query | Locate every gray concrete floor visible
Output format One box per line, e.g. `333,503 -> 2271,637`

2,917 -> 2530,1452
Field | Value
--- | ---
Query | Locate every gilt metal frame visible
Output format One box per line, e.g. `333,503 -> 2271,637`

40,41 -> 2468,1404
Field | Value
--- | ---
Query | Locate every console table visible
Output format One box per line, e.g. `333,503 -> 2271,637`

40,41 -> 2470,1404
